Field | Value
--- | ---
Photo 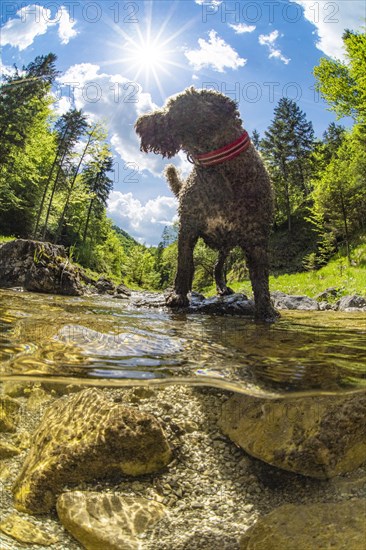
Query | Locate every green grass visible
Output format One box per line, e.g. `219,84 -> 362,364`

0,235 -> 16,244
202,238 -> 366,299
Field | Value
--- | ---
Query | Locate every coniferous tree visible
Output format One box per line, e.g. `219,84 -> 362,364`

260,98 -> 314,231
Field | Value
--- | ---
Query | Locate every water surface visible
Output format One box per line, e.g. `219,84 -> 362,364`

1,289 -> 365,397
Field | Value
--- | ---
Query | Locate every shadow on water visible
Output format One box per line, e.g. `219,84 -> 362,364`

0,289 -> 365,398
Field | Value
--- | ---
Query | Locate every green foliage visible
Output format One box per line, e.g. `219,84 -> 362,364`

314,30 -> 366,124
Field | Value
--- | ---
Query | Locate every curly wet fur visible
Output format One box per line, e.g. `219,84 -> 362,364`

135,87 -> 278,321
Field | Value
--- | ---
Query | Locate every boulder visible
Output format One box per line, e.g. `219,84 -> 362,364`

189,293 -> 255,316
13,388 -> 172,513
219,392 -> 366,478
57,491 -> 165,550
271,291 -> 319,310
338,294 -> 366,311
0,239 -> 83,295
240,500 -> 366,549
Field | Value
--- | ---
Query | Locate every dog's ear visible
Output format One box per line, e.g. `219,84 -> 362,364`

135,112 -> 181,158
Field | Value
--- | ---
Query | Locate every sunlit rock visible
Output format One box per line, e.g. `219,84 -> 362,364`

57,491 -> 166,550
0,513 -> 58,546
240,500 -> 366,549
219,393 -> 366,478
13,388 -> 172,514
338,294 -> 366,311
0,239 -> 83,295
271,291 -> 319,310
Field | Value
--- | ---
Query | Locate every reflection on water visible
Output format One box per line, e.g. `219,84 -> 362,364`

0,289 -> 365,396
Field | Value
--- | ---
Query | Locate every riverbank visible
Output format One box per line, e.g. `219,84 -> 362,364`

1,384 -> 366,549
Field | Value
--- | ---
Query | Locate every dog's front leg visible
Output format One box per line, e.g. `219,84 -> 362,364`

166,226 -> 197,308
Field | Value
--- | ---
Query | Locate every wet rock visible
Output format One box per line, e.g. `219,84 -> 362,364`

338,294 -> 366,311
0,239 -> 83,295
57,491 -> 166,550
271,291 -> 319,310
240,500 -> 366,549
0,396 -> 21,432
94,276 -> 116,294
188,293 -> 255,316
0,513 -> 58,545
219,392 -> 366,479
0,441 -> 21,459
116,283 -> 131,296
13,388 -> 172,514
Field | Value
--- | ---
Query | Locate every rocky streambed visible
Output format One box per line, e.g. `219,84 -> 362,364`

1,383 -> 366,549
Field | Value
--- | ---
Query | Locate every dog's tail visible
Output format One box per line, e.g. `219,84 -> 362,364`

164,164 -> 183,197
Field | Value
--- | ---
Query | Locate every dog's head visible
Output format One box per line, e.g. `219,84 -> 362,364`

135,87 -> 242,158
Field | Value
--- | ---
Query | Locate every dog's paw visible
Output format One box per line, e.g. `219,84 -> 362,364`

256,307 -> 280,323
166,292 -> 189,308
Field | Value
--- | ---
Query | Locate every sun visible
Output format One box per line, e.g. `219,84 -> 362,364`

130,41 -> 168,72
101,2 -> 195,100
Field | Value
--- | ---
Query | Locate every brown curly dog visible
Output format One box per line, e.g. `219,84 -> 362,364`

135,87 -> 278,322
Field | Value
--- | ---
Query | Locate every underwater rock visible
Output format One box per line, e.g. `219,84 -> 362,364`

57,491 -> 166,550
0,513 -> 58,545
240,500 -> 366,549
338,294 -> 366,311
0,239 -> 83,295
271,291 -> 319,310
0,396 -> 21,432
219,393 -> 366,479
13,388 -> 172,514
0,441 -> 21,459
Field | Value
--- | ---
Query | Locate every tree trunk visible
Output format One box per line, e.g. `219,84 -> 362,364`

83,198 -> 94,243
54,131 -> 95,243
339,189 -> 351,264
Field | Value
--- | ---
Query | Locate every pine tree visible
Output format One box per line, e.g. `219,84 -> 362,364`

260,98 -> 314,231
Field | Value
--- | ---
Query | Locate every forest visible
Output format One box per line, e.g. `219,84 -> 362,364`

0,30 -> 365,294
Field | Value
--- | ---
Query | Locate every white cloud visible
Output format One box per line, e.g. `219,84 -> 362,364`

228,23 -> 256,34
195,0 -> 223,6
0,4 -> 78,50
0,5 -> 53,50
57,6 -> 78,45
107,192 -> 178,245
58,63 -> 189,177
258,30 -> 291,65
291,0 -> 365,60
185,30 -> 247,72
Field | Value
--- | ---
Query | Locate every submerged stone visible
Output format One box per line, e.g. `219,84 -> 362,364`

219,392 -> 366,478
240,500 -> 366,549
13,388 -> 172,514
0,441 -> 21,459
0,396 -> 21,432
0,513 -> 58,545
57,491 -> 166,550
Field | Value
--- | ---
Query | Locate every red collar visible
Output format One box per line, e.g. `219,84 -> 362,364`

188,131 -> 251,167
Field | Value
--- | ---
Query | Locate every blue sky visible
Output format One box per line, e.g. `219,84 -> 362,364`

1,0 -> 365,245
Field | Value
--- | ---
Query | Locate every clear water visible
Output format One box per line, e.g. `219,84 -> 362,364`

1,289 -> 365,397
